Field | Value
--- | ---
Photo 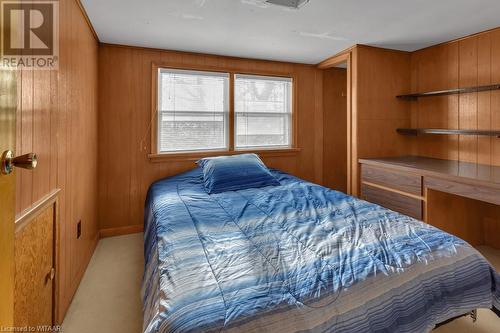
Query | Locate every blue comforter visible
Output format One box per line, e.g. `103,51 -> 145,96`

142,168 -> 500,333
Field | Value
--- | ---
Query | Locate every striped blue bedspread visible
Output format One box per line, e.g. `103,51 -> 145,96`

142,168 -> 500,333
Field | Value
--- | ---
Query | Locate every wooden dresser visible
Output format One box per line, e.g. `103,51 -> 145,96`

359,156 -> 500,248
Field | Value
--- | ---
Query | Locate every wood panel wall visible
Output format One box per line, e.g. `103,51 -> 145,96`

15,0 -> 98,322
411,29 -> 500,166
323,68 -> 347,192
353,46 -> 413,195
98,45 -> 324,232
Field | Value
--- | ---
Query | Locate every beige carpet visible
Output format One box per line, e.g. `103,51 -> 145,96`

62,234 -> 500,333
62,233 -> 144,333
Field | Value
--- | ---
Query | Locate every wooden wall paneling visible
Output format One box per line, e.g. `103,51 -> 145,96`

71,0 -> 99,299
68,0 -> 99,319
15,0 -> 99,322
96,46 -> 110,230
49,63 -> 58,193
491,30 -> 500,166
69,0 -> 79,289
138,49 -> 163,233
98,45 -> 324,230
349,50 -> 356,195
294,65 -> 318,183
98,47 -> 134,231
313,69 -> 324,185
19,66 -> 33,211
55,0 -> 68,319
67,1 -> 76,291
130,49 -> 156,234
63,0 -> 74,317
446,44 -> 460,161
353,46 -> 412,195
410,50 -> 425,157
15,70 -> 22,214
323,68 -> 347,192
477,34 -> 492,165
458,37 -> 478,163
409,52 -> 419,153
69,0 -> 99,309
75,0 -> 99,42
334,34 -> 500,248
410,28 -> 500,167
412,44 -> 459,160
17,7 -> 33,213
32,70 -> 51,202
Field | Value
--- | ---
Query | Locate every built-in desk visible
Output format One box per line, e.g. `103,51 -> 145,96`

359,156 -> 500,249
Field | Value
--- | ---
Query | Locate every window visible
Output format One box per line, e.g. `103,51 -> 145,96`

154,66 -> 294,155
157,68 -> 229,153
235,75 -> 293,149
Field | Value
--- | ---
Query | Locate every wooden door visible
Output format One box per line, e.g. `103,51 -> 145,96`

0,68 -> 17,327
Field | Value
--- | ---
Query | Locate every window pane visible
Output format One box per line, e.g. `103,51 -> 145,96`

234,74 -> 292,149
159,112 -> 227,152
158,68 -> 229,152
236,113 -> 290,148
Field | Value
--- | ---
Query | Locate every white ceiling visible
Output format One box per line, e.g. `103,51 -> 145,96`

81,0 -> 500,64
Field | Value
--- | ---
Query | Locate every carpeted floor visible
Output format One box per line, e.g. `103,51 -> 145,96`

62,233 -> 144,333
62,233 -> 500,333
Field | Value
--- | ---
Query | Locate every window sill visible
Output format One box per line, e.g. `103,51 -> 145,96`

148,148 -> 302,163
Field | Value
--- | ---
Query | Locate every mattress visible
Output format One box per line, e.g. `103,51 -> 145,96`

142,168 -> 500,333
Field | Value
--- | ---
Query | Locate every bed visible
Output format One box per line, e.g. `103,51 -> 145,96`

142,167 -> 500,333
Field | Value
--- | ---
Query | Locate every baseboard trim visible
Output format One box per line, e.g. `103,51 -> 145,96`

99,225 -> 144,238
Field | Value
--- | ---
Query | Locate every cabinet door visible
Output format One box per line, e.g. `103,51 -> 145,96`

14,204 -> 54,326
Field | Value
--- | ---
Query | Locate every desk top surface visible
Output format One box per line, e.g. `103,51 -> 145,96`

359,156 -> 500,188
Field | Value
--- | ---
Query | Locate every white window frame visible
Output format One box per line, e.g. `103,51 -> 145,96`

151,64 -> 296,157
234,74 -> 293,150
156,67 -> 230,154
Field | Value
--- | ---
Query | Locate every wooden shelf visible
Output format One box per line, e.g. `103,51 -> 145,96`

397,128 -> 500,138
397,84 -> 500,100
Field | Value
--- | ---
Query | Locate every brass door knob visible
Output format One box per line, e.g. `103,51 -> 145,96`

1,150 -> 37,175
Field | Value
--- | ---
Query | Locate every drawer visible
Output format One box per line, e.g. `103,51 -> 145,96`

361,184 -> 423,220
361,165 -> 422,195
